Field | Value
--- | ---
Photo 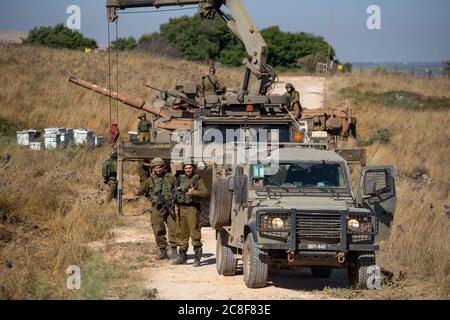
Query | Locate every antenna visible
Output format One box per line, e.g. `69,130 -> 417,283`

324,10 -> 334,112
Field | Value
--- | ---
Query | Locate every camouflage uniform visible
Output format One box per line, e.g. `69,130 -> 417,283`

102,154 -> 117,203
173,172 -> 208,265
138,160 -> 152,193
284,84 -> 303,120
201,70 -> 225,96
138,113 -> 152,142
140,170 -> 177,259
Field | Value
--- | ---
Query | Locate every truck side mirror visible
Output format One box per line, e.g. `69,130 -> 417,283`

228,177 -> 235,192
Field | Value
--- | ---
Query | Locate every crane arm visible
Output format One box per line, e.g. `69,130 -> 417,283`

106,0 -> 275,95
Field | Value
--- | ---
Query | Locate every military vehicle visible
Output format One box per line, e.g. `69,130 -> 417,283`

69,0 -> 396,289
211,143 -> 396,289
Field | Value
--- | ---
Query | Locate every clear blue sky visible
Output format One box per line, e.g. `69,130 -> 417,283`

0,0 -> 449,63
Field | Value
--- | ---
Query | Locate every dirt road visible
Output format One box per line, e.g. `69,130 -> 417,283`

272,76 -> 326,110
106,213 -> 349,300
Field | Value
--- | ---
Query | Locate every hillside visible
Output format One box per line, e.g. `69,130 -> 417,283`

0,44 -> 449,299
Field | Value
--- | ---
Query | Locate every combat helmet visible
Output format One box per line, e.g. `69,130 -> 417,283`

182,158 -> 196,168
285,83 -> 294,90
110,150 -> 118,159
151,158 -> 165,167
139,112 -> 147,119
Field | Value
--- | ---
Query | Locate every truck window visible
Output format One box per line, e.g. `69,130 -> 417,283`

252,163 -> 347,188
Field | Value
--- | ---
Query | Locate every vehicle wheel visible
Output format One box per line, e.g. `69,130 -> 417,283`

311,267 -> 333,278
347,253 -> 376,290
216,230 -> 238,276
243,234 -> 268,288
209,178 -> 233,229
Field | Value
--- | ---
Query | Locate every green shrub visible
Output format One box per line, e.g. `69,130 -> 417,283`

23,24 -> 97,50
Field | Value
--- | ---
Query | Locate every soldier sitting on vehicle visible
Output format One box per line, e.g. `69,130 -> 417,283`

201,66 -> 226,96
137,113 -> 152,142
140,158 -> 177,261
102,151 -> 118,203
173,159 -> 209,267
284,83 -> 303,120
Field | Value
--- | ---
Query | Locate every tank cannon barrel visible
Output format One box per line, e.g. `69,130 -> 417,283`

68,76 -> 177,120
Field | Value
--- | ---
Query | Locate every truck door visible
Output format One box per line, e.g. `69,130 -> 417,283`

356,166 -> 397,242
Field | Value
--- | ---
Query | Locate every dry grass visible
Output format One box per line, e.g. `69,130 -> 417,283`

330,72 -> 450,298
0,44 -> 241,135
0,44 -> 241,299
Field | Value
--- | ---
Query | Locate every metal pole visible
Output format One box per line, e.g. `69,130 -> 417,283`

117,156 -> 124,216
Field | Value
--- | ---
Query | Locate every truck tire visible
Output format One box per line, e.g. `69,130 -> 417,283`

311,267 -> 333,278
243,234 -> 268,288
216,230 -> 238,276
209,178 -> 233,229
347,253 -> 376,290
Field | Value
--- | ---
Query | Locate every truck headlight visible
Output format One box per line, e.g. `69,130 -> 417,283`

271,218 -> 285,230
347,219 -> 360,231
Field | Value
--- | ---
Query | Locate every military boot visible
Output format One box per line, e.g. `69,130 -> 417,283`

168,247 -> 178,261
172,249 -> 188,265
193,247 -> 203,267
158,248 -> 169,260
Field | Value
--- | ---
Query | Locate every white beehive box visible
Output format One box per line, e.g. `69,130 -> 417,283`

44,128 -> 66,135
94,136 -> 104,147
29,142 -> 44,151
74,129 -> 95,145
16,130 -> 41,146
44,133 -> 61,149
129,131 -> 138,142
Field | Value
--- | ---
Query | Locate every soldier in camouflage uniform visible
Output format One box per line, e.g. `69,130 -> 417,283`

140,158 -> 177,260
102,151 -> 118,203
137,113 -> 152,142
201,66 -> 226,96
173,159 -> 209,267
284,83 -> 303,120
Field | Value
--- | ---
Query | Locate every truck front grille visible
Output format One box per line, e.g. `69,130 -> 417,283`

296,213 -> 342,243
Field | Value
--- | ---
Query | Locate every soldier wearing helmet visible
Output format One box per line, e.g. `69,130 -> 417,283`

173,159 -> 209,267
201,66 -> 226,96
284,83 -> 303,120
137,112 -> 152,142
101,150 -> 118,203
140,158 -> 177,260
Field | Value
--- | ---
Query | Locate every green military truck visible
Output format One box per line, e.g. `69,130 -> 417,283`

209,143 -> 396,289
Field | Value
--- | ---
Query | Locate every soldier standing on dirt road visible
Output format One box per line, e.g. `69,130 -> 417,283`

102,151 -> 118,203
137,113 -> 152,142
201,66 -> 226,96
284,83 -> 303,120
140,158 -> 178,261
173,159 -> 209,267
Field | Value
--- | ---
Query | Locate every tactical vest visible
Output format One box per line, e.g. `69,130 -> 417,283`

139,120 -> 150,133
176,174 -> 200,205
149,173 -> 173,206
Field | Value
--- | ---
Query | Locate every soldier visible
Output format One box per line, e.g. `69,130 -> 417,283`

140,158 -> 177,261
201,66 -> 226,96
284,83 -> 303,120
102,151 -> 118,203
173,159 -> 209,267
137,113 -> 152,142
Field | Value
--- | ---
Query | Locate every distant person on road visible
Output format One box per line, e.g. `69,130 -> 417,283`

102,150 -> 118,204
201,66 -> 226,96
137,113 -> 152,142
140,158 -> 177,261
172,159 -> 209,267
284,83 -> 303,120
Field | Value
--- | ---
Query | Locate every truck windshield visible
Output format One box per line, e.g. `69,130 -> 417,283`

252,163 -> 347,189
